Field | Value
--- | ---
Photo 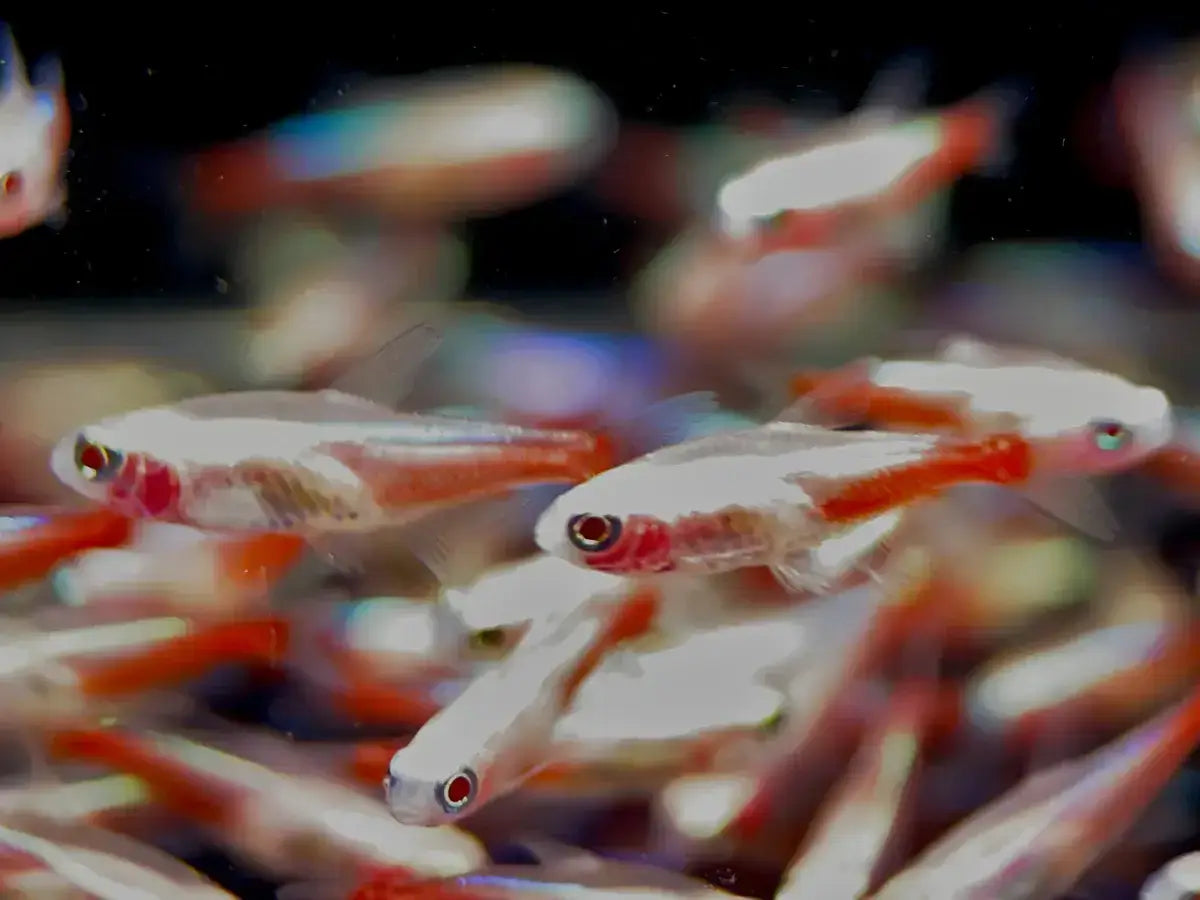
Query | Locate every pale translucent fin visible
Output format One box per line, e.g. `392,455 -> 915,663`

404,492 -> 542,589
859,51 -> 930,117
620,391 -> 721,459
326,319 -> 444,410
972,77 -> 1032,179
0,24 -> 28,93
936,332 -> 1085,371
1019,476 -> 1120,543
775,357 -> 879,428
304,533 -> 367,586
770,559 -> 825,594
30,54 -> 63,93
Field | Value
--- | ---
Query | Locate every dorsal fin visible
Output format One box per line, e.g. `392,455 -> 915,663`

325,319 -> 444,410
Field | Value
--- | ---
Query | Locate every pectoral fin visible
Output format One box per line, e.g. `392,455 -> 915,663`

1018,475 -> 1119,542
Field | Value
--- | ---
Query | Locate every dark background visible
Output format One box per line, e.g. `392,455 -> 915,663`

2,12 -> 1199,305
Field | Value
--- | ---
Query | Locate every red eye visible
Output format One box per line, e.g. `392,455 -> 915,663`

0,172 -> 22,197
437,767 -> 477,813
74,437 -> 119,481
567,513 -> 622,552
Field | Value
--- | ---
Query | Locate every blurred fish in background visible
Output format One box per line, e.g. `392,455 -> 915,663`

0,12 -> 1198,900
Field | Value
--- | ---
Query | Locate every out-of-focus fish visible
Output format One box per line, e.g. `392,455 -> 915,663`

47,728 -> 487,880
0,25 -> 69,238
1115,42 -> 1200,294
534,408 -> 1074,591
964,551 -> 1200,748
774,683 -> 938,899
787,334 -> 1174,481
634,226 -> 899,357
0,811 -> 235,898
53,523 -> 306,616
1142,851 -> 1200,900
187,65 -> 615,221
384,585 -> 659,825
875,681 -> 1200,899
0,615 -> 288,725
280,840 -> 739,899
715,85 -> 1017,258
655,553 -> 936,843
0,507 -> 132,592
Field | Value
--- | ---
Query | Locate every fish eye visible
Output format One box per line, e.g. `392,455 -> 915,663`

566,513 -> 622,553
470,627 -> 507,650
0,171 -> 22,197
758,210 -> 788,231
74,436 -> 121,482
436,767 -> 478,814
1089,419 -> 1132,452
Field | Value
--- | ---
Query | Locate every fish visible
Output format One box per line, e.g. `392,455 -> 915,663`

186,65 -> 615,221
46,728 -> 487,880
655,556 -> 935,843
352,677 -> 783,797
49,324 -> 712,587
0,25 -> 70,238
1142,851 -> 1200,900
384,584 -> 659,825
875,681 -> 1200,899
53,524 -> 306,615
0,615 -> 288,725
787,334 -> 1174,473
774,683 -> 937,899
715,85 -> 1019,259
0,811 -> 234,898
533,413 -> 1042,591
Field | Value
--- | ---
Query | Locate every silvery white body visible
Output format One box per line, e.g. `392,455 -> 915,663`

535,423 -> 934,582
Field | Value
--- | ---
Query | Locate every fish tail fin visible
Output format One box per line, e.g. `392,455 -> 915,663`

72,617 -> 290,699
46,728 -> 229,826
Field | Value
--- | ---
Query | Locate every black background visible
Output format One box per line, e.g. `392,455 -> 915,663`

1,12 -> 1199,306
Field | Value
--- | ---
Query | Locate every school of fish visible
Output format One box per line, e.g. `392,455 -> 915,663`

6,20 -> 1200,900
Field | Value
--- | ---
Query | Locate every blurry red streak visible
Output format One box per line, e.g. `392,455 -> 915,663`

0,509 -> 132,590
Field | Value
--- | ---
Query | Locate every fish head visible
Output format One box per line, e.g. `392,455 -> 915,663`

384,752 -> 480,827
0,52 -> 69,238
1022,370 -> 1174,476
50,407 -> 185,513
535,457 -> 751,575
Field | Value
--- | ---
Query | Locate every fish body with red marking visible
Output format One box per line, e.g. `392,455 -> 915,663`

49,390 -> 613,534
0,26 -> 69,238
384,585 -> 659,825
534,421 -> 1033,592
